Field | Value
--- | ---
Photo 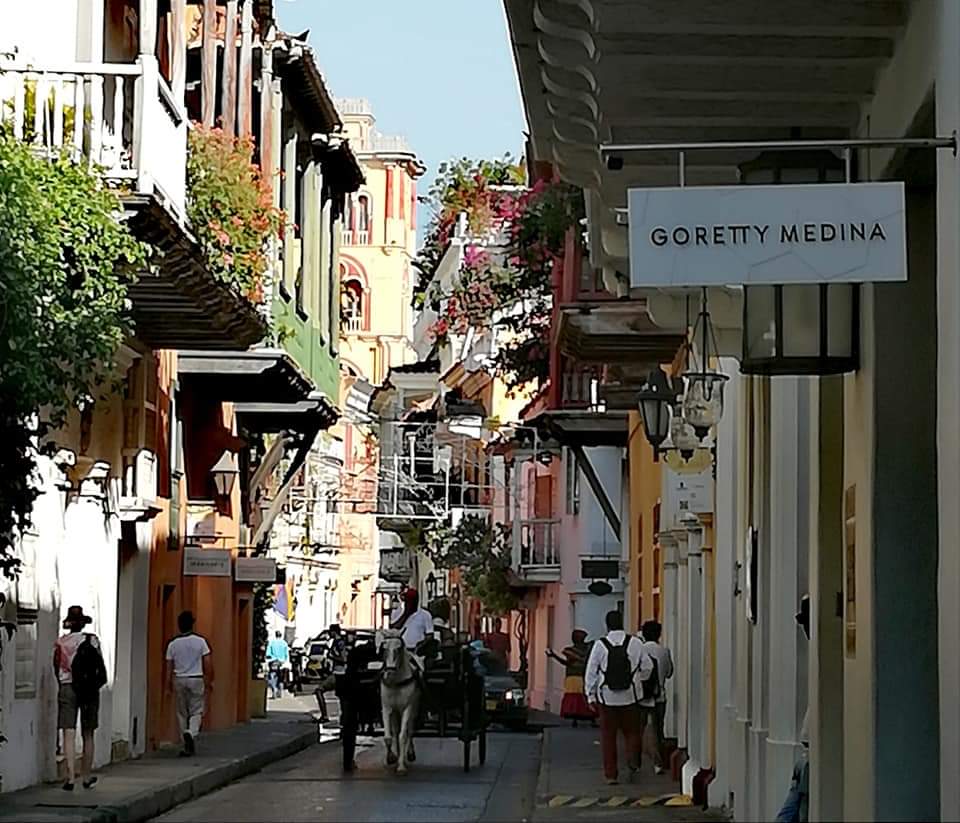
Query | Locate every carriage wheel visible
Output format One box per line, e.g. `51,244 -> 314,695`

479,727 -> 487,765
341,698 -> 358,772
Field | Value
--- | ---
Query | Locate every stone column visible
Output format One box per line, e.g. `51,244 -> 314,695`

764,377 -> 810,820
681,515 -> 706,797
660,532 -> 681,739
938,3 -> 960,820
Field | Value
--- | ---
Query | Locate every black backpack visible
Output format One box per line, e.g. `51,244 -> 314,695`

600,635 -> 636,692
72,635 -> 107,700
642,655 -> 661,701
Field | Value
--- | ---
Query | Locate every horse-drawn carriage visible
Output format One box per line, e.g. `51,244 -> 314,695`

333,628 -> 488,773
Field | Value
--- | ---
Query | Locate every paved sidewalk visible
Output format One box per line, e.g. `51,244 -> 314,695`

0,699 -> 320,823
534,725 -> 714,821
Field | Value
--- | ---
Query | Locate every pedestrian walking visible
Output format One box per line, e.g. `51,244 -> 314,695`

640,620 -> 674,774
314,624 -> 346,723
585,610 -> 653,784
546,629 -> 596,727
164,611 -> 213,757
266,631 -> 291,699
54,605 -> 107,791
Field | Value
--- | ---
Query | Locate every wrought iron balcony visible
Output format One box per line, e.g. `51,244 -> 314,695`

515,518 -> 561,583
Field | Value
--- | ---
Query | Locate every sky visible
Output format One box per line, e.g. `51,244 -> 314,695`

277,0 -> 528,239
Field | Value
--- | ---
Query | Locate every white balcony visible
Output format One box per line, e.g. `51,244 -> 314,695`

515,518 -> 561,583
0,58 -> 187,218
343,314 -> 364,333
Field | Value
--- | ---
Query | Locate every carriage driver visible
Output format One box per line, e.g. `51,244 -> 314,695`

390,588 -> 436,672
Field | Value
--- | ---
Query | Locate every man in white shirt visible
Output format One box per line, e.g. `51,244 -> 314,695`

164,611 -> 214,756
585,610 -> 654,784
641,620 -> 674,774
390,588 -> 435,651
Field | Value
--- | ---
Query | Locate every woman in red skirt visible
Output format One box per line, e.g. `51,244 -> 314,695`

546,629 -> 596,726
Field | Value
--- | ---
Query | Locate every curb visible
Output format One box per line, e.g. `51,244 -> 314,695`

88,728 -> 317,823
535,727 -> 551,800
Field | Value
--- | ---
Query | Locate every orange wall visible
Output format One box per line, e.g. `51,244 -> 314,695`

146,351 -> 252,750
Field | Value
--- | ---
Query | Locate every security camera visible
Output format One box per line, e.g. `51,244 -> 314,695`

606,155 -> 624,171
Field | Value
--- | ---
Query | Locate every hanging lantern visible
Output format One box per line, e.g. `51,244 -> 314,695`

636,368 -> 681,456
682,288 -> 729,440
738,149 -> 859,375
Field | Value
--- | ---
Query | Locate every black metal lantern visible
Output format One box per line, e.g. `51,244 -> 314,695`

637,368 -> 680,456
738,149 -> 859,375
425,572 -> 437,602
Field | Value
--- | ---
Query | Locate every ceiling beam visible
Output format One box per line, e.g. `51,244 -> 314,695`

596,0 -> 908,39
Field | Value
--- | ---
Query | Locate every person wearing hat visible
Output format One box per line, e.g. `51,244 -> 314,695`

52,606 -> 103,791
389,588 -> 435,674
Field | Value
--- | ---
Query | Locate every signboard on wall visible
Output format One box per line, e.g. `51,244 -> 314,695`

628,182 -> 907,287
183,548 -> 232,577
234,557 -> 277,582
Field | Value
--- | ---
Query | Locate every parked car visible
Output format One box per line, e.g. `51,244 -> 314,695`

476,650 -> 528,730
302,639 -> 333,685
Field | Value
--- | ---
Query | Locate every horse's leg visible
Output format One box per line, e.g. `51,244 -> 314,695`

397,696 -> 414,775
407,689 -> 418,762
382,701 -> 397,767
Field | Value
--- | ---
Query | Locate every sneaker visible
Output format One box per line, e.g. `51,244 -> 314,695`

82,776 -> 98,790
605,777 -> 619,785
655,766 -> 665,775
62,781 -> 74,792
184,732 -> 195,756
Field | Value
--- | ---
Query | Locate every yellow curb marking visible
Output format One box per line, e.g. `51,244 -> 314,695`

572,797 -> 599,808
664,795 -> 694,807
549,795 -> 574,807
605,796 -> 630,807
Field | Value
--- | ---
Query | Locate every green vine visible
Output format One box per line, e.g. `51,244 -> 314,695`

0,134 -> 147,578
421,515 -> 517,616
187,125 -> 283,305
422,173 -> 582,392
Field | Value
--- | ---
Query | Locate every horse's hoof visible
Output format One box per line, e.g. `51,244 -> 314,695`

397,766 -> 408,776
407,750 -> 416,762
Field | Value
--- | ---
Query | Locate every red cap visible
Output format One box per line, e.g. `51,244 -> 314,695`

403,588 -> 418,604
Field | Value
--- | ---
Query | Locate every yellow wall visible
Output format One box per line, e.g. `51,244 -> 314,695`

338,103 -> 420,384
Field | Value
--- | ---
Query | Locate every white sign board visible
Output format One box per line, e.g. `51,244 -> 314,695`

628,182 -> 906,287
234,557 -> 277,582
662,466 -> 714,528
183,548 -> 232,577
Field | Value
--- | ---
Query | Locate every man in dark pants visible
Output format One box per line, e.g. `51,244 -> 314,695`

585,610 -> 654,784
640,620 -> 674,774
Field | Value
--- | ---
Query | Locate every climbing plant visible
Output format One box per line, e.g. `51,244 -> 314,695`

0,133 -> 147,578
187,125 -> 284,305
420,515 -> 518,617
421,170 -> 582,392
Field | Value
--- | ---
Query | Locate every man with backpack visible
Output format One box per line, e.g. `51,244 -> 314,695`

640,620 -> 674,774
53,605 -> 107,791
585,610 -> 654,784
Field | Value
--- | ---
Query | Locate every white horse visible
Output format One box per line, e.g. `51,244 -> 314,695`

377,629 -> 420,775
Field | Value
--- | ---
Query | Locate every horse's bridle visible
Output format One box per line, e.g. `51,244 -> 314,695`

380,638 -> 417,688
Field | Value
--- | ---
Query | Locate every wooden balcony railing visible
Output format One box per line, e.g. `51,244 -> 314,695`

0,58 -> 187,216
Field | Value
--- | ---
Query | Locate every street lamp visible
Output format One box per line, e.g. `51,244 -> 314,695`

738,148 -> 858,375
211,449 -> 239,498
426,572 -> 437,602
682,288 -> 729,440
636,368 -> 680,457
